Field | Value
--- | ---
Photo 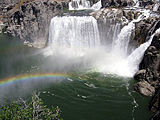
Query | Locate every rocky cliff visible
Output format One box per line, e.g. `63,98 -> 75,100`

1,0 -> 68,48
101,0 -> 134,8
134,27 -> 160,120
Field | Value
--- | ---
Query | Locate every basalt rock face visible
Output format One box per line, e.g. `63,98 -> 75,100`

89,0 -> 100,6
149,86 -> 160,120
0,0 -> 19,6
101,0 -> 134,8
138,0 -> 154,7
135,18 -> 160,45
134,30 -> 160,119
134,30 -> 160,92
2,0 -> 68,48
90,8 -> 141,23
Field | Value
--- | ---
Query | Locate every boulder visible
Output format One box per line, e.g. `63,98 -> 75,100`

134,81 -> 155,96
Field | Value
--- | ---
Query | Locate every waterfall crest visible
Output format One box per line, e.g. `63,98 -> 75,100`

48,16 -> 100,48
69,0 -> 102,10
69,0 -> 90,10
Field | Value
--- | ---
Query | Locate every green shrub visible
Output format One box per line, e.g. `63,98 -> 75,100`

0,92 -> 62,120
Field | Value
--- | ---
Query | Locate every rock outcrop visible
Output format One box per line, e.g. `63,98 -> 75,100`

101,0 -> 134,8
149,86 -> 160,120
1,0 -> 68,48
90,7 -> 141,23
134,30 -> 160,92
134,80 -> 155,96
135,18 -> 160,45
134,28 -> 160,120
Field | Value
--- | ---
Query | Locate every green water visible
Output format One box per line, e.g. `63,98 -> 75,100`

0,34 -> 152,120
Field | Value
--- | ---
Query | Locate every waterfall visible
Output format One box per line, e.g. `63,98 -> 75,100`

48,16 -> 100,48
111,10 -> 150,57
69,0 -> 102,10
133,0 -> 140,7
127,28 -> 160,75
44,5 -> 154,77
111,21 -> 135,57
69,0 -> 90,10
91,0 -> 102,10
153,3 -> 160,12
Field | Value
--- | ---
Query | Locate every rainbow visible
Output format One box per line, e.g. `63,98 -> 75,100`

0,73 -> 70,87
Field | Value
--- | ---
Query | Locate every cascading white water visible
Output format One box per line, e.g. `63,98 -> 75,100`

133,0 -> 140,7
69,0 -> 90,10
127,28 -> 160,75
153,3 -> 160,12
112,10 -> 150,57
45,16 -> 101,57
48,16 -> 100,48
111,21 -> 135,57
69,0 -> 102,10
44,7 -> 154,77
94,9 -> 151,77
91,0 -> 102,10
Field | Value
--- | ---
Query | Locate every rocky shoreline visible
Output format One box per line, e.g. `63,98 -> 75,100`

0,0 -> 160,119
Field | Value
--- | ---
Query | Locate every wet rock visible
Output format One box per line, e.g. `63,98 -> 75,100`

134,69 -> 146,81
134,81 -> 155,96
139,32 -> 160,71
135,32 -> 160,84
135,19 -> 160,45
135,30 -> 160,120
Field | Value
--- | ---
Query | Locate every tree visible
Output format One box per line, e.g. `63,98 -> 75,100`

0,92 -> 62,120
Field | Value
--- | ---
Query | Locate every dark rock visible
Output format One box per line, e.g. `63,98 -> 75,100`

138,0 -> 154,8
89,0 -> 100,6
134,19 -> 159,45
90,7 -> 140,24
134,69 -> 147,81
101,0 -> 134,8
135,32 -> 160,85
134,81 -> 155,96
135,29 -> 160,120
149,86 -> 160,120
139,32 -> 160,71
150,112 -> 160,120
3,0 -> 69,48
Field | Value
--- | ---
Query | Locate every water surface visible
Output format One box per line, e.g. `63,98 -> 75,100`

0,34 -> 152,120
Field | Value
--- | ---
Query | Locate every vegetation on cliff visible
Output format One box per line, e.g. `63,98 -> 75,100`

0,92 -> 62,120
